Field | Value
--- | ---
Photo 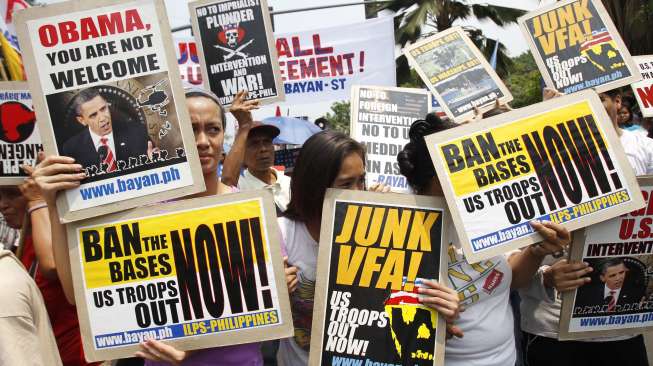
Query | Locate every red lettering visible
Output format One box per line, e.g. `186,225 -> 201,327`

276,38 -> 291,58
329,55 -> 343,76
637,86 -> 653,108
59,21 -> 79,44
316,56 -> 329,77
80,17 -> 100,39
299,58 -> 316,78
38,24 -> 58,47
124,9 -> 144,32
97,12 -> 125,36
342,53 -> 355,74
313,34 -> 332,55
287,60 -> 299,80
292,37 -> 312,57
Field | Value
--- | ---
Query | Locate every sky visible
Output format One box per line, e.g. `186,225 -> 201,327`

39,0 -> 555,126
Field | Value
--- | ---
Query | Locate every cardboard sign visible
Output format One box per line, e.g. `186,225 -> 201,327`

350,85 -> 430,193
0,82 -> 43,184
189,0 -> 284,107
403,27 -> 513,123
560,177 -> 653,339
519,0 -> 640,95
425,90 -> 643,263
309,189 -> 447,366
631,56 -> 653,118
15,0 -> 204,222
66,190 -> 293,361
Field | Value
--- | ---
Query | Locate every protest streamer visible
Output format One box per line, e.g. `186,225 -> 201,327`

403,27 -> 512,124
189,0 -> 283,107
519,0 -> 639,95
350,85 -> 430,193
15,0 -> 204,222
0,82 -> 42,184
309,189 -> 447,366
66,190 -> 293,361
175,37 -> 202,86
631,56 -> 653,118
425,90 -> 643,263
276,17 -> 395,104
560,177 -> 653,339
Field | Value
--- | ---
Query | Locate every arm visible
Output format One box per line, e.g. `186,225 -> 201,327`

509,221 -> 570,289
416,279 -> 462,338
221,90 -> 259,187
19,168 -> 56,279
31,154 -> 86,304
0,316 -> 56,366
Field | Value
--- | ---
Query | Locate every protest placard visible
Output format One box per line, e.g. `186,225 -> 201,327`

0,82 -> 42,185
175,37 -> 203,86
15,0 -> 204,222
631,56 -> 653,118
309,189 -> 447,366
403,27 -> 512,124
189,0 -> 283,107
560,177 -> 653,339
519,0 -> 639,95
425,90 -> 643,263
66,190 -> 293,361
276,17 -> 396,105
350,85 -> 430,193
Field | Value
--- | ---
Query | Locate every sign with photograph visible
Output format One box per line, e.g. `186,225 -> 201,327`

519,0 -> 640,95
560,177 -> 653,339
631,55 -> 653,118
0,82 -> 42,185
15,0 -> 204,222
425,90 -> 643,263
403,27 -> 512,123
66,190 -> 293,361
350,85 -> 430,193
309,189 -> 447,366
189,0 -> 284,107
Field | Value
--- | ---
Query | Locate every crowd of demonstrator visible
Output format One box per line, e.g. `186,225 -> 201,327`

1,83 -> 652,366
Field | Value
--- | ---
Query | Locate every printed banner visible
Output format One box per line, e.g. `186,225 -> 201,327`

67,191 -> 293,361
350,86 -> 430,193
189,0 -> 284,106
425,90 -> 643,263
15,0 -> 204,222
0,81 -> 42,184
309,189 -> 447,366
631,55 -> 653,118
560,177 -> 653,339
174,37 -> 202,86
276,17 -> 396,105
404,27 -> 512,123
519,0 -> 639,94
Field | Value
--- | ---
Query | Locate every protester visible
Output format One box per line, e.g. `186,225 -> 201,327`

276,130 -> 455,366
0,246 -> 62,365
396,113 -> 569,366
31,86 -> 298,366
220,92 -> 290,214
618,100 -> 647,135
519,88 -> 651,366
0,177 -> 97,366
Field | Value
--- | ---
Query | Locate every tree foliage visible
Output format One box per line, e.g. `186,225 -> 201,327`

324,101 -> 351,135
506,52 -> 542,108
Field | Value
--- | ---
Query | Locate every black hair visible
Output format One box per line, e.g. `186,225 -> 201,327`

397,113 -> 457,192
71,87 -> 103,116
185,92 -> 227,129
601,88 -> 622,100
284,130 -> 365,224
599,257 -> 625,275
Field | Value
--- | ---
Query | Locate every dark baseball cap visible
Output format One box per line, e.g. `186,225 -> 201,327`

249,121 -> 280,139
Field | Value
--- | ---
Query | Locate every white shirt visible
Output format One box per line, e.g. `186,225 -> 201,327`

620,129 -> 653,175
276,217 -> 317,366
604,286 -> 621,301
88,129 -> 116,156
445,235 -> 515,366
238,168 -> 291,212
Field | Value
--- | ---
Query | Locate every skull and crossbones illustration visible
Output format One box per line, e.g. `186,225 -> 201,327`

215,23 -> 254,60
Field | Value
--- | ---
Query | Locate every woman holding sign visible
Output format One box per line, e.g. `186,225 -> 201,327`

30,88 -> 292,366
276,130 -> 461,366
396,113 -> 569,366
